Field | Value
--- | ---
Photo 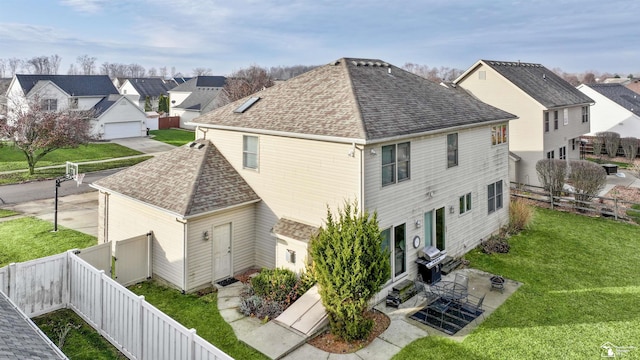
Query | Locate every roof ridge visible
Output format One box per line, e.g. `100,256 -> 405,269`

341,59 -> 373,139
182,140 -> 210,216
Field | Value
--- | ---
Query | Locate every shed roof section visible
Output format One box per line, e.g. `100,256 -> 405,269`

585,83 -> 640,117
93,139 -> 259,217
16,74 -> 118,97
272,218 -> 319,243
192,58 -> 517,142
478,60 -> 593,108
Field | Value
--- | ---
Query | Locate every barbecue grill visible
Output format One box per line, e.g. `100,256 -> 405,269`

416,246 -> 446,284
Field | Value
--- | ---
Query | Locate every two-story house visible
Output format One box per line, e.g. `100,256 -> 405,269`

168,76 -> 227,129
5,74 -> 148,139
577,83 -> 640,137
118,77 -> 176,112
453,60 -> 594,186
91,58 -> 516,298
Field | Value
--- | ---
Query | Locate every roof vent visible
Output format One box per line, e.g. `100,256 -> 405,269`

234,97 -> 260,113
188,142 -> 196,147
197,143 -> 205,149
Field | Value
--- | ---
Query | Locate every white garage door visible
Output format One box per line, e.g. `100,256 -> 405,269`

104,122 -> 142,139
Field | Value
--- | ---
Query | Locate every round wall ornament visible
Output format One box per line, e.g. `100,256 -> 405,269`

413,235 -> 421,249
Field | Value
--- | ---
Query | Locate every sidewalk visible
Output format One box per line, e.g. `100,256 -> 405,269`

217,269 -> 520,359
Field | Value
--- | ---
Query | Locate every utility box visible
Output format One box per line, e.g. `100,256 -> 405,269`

286,249 -> 296,264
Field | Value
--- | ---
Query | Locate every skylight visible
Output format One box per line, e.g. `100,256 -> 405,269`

234,97 -> 260,113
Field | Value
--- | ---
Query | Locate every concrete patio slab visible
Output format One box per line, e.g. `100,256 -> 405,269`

378,318 -> 429,348
354,337 -> 401,360
243,321 -> 307,359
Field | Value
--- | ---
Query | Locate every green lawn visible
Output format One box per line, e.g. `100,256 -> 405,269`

0,142 -> 143,172
0,217 -> 96,267
0,209 -> 19,218
149,129 -> 195,146
129,282 -> 268,360
394,208 -> 640,360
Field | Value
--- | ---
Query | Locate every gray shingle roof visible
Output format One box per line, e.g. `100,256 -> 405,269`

480,60 -> 593,108
16,74 -> 118,97
93,139 -> 259,217
0,292 -> 66,359
174,88 -> 223,111
126,78 -> 175,98
171,76 -> 226,92
192,58 -> 517,142
272,218 -> 319,243
585,83 -> 640,117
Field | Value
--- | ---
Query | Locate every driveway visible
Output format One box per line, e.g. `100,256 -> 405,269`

110,136 -> 177,154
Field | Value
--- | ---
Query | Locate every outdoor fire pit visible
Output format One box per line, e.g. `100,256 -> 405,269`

490,275 -> 505,293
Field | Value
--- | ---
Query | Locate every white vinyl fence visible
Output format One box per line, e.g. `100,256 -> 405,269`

0,250 -> 232,360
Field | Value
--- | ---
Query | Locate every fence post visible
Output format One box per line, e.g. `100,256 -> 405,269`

614,197 -> 619,220
549,189 -> 554,209
188,328 -> 196,360
98,270 -> 105,330
139,295 -> 145,360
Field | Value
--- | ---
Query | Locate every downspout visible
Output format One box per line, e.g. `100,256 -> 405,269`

103,192 -> 109,243
182,221 -> 187,294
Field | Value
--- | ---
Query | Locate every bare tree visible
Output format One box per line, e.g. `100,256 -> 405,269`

26,56 -> 54,74
171,66 -> 177,77
99,62 -> 110,76
536,159 -> 568,196
148,67 -> 158,77
582,72 -> 596,84
601,131 -> 621,158
127,63 -> 146,77
0,59 -> 6,78
49,54 -> 62,74
67,63 -> 79,75
568,160 -> 607,204
401,62 -> 463,82
76,54 -> 97,75
592,133 -> 605,159
1,96 -> 97,174
159,66 -> 168,79
620,137 -> 639,163
222,65 -> 274,104
8,57 -> 22,77
192,67 -> 212,76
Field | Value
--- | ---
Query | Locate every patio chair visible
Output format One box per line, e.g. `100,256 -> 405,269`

451,273 -> 469,300
413,274 -> 427,306
457,293 -> 485,321
427,297 -> 452,328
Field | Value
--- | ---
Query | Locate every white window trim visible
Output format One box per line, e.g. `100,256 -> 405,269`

242,135 -> 259,170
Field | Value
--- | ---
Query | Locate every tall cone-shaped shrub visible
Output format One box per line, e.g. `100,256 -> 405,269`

310,201 -> 390,341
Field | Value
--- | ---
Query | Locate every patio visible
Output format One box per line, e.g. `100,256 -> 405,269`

375,268 -> 521,340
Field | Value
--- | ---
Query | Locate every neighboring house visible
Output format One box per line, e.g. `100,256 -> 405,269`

625,78 -> 640,96
453,60 -> 594,186
92,58 -> 516,300
118,77 -> 176,112
577,83 -> 640,136
0,78 -> 11,119
5,74 -> 146,139
168,76 -> 226,129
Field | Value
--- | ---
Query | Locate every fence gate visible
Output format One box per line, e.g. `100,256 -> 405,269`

114,233 -> 152,287
75,241 -> 112,276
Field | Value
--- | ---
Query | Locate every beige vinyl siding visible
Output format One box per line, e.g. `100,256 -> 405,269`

185,204 -> 256,292
200,129 -> 362,268
364,126 -> 510,303
103,194 -> 185,288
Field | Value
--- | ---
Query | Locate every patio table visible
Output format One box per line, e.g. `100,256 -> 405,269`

429,281 -> 467,302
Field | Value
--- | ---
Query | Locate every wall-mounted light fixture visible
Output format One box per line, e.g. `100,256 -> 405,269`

370,149 -> 377,155
415,219 -> 422,228
202,230 -> 209,241
449,206 -> 455,214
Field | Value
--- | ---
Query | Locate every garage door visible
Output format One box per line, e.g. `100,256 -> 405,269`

103,122 -> 142,139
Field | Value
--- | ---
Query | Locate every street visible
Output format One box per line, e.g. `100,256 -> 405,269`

0,168 -> 120,205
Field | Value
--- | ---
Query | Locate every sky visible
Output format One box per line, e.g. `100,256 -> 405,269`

1,0 -> 638,77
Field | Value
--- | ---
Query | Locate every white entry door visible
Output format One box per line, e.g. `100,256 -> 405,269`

213,223 -> 231,281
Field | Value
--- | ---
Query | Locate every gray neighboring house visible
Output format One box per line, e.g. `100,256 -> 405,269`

119,77 -> 176,112
168,76 -> 227,129
577,83 -> 640,137
0,291 -> 67,359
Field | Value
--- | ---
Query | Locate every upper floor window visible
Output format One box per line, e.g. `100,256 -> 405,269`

459,192 -> 472,214
582,106 -> 589,123
382,142 -> 410,186
42,99 -> 57,111
544,112 -> 549,132
447,133 -> 458,168
553,111 -> 559,130
243,135 -> 259,170
69,97 -> 78,109
488,180 -> 503,214
491,124 -> 507,145
563,109 -> 569,125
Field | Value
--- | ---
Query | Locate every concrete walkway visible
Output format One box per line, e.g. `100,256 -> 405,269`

217,269 -> 521,359
599,169 -> 640,196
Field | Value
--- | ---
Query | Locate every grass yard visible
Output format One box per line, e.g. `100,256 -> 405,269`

0,156 -> 152,185
394,207 -> 640,360
0,209 -> 19,218
0,142 -> 142,172
149,129 -> 195,146
33,309 -> 126,360
129,282 -> 268,360
0,217 -> 96,267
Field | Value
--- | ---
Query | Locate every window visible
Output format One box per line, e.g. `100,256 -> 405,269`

381,224 -> 406,279
459,192 -> 472,214
546,150 -> 555,159
563,109 -> 569,125
553,111 -> 559,130
559,146 -> 566,160
544,112 -> 549,132
242,135 -> 258,169
382,142 -> 410,186
447,133 -> 458,168
582,106 -> 589,123
572,138 -> 576,151
68,97 -> 78,109
42,99 -> 57,111
488,180 -> 503,214
491,124 -> 507,145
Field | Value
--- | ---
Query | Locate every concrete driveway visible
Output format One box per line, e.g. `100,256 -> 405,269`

110,136 -> 178,154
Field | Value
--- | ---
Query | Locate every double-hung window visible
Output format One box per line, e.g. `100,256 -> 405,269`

382,142 -> 410,186
488,181 -> 503,214
546,150 -> 555,159
381,224 -> 406,279
459,192 -> 472,214
553,111 -> 559,130
582,106 -> 589,123
447,133 -> 458,168
491,124 -> 507,145
42,99 -> 57,111
559,146 -> 566,160
243,135 -> 259,170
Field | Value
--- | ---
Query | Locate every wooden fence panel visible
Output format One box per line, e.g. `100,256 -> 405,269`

69,254 -> 104,330
11,253 -> 68,317
141,302 -> 193,360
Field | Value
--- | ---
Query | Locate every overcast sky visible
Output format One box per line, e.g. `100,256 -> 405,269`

1,0 -> 638,77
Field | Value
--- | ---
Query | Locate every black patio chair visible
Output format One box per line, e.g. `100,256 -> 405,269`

427,297 -> 452,328
456,293 -> 485,321
413,274 -> 427,306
